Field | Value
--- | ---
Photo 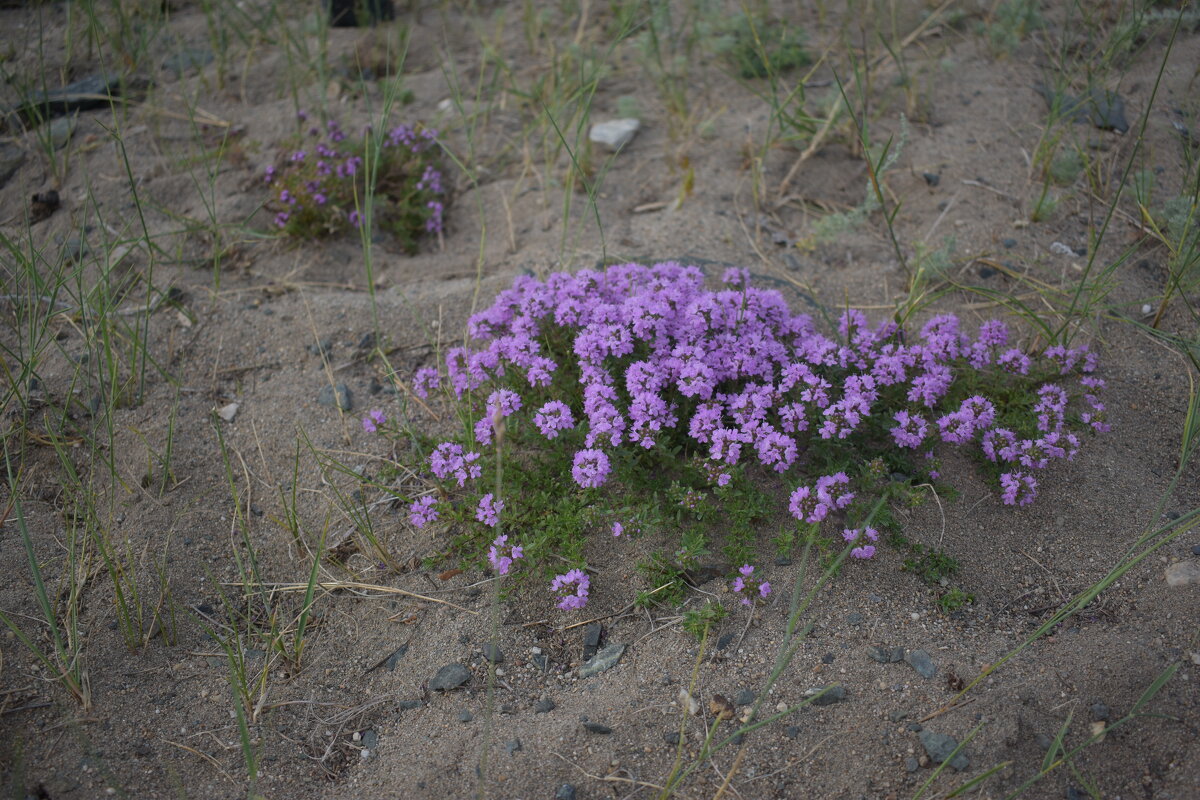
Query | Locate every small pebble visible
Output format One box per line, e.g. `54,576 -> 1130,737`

555,784 -> 577,800
458,709 -> 473,723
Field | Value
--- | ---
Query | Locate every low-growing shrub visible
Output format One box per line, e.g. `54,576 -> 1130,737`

384,262 -> 1109,610
263,113 -> 445,252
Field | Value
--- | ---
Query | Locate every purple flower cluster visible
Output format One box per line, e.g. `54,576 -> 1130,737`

551,569 -> 590,610
408,262 -> 1109,604
487,534 -> 523,575
264,114 -> 445,245
475,493 -> 504,527
429,442 -> 481,487
362,408 -> 386,433
842,527 -> 880,559
408,495 -> 439,528
731,564 -> 771,606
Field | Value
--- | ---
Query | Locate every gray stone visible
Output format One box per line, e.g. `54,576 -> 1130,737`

555,784 -> 577,800
847,612 -> 865,626
1002,238 -> 1018,249
905,649 -> 938,679
578,643 -> 625,678
582,623 -> 602,660
589,118 -> 640,151
1089,702 -> 1110,721
317,382 -> 353,411
361,729 -> 378,749
663,730 -> 681,745
505,738 -> 521,755
804,685 -> 846,706
0,143 -> 25,188
784,725 -> 801,739
458,709 -> 472,723
1192,544 -> 1200,556
868,646 -> 905,663
734,689 -> 756,706
429,663 -> 471,691
534,698 -> 556,714
47,114 -> 77,149
717,633 -> 736,650
582,721 -> 611,734
905,756 -> 919,772
919,730 -> 969,771
6,72 -> 140,123
397,699 -> 421,710
162,48 -> 214,77
481,643 -> 504,663
1166,561 -> 1200,586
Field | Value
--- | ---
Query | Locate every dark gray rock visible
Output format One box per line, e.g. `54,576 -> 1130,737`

582,721 -> 612,734
317,382 -> 352,411
868,646 -> 905,663
384,644 -> 408,671
663,730 -> 681,745
922,172 -> 941,186
1089,702 -> 1110,721
4,72 -> 145,125
308,337 -> 333,357
717,633 -> 736,650
534,698 -> 556,714
458,709 -> 472,723
905,649 -> 938,679
555,784 -> 577,800
361,729 -> 378,750
847,612 -> 864,626
505,738 -> 521,755
429,663 -> 471,691
905,756 -> 919,772
1002,238 -> 1018,249
784,725 -> 801,739
481,643 -> 504,663
1192,544 -> 1200,556
734,689 -> 756,706
578,643 -> 625,678
531,654 -> 549,672
906,722 -> 924,732
582,623 -> 602,660
326,0 -> 394,27
397,699 -> 422,710
0,143 -> 24,188
804,685 -> 846,706
919,730 -> 969,770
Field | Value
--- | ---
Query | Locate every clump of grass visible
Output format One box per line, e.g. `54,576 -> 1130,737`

721,12 -> 812,79
263,113 -> 445,252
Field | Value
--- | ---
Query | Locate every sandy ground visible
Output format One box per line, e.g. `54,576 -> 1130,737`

1,2 -> 1198,799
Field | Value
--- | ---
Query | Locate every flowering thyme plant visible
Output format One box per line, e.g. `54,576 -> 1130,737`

406,262 -> 1108,610
264,113 -> 445,252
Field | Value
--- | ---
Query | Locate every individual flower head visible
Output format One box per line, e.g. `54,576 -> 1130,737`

475,493 -> 504,527
731,564 -> 771,606
815,472 -> 854,510
851,545 -> 876,559
571,449 -> 611,489
999,471 -> 1037,506
611,522 -> 624,537
362,408 -> 385,433
412,367 -> 440,399
551,569 -> 590,611
429,442 -> 482,487
487,534 -> 523,575
408,496 -> 439,528
534,400 -> 575,440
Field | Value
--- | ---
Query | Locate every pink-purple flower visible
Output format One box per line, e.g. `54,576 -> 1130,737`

362,408 -> 385,433
488,534 -> 523,575
731,564 -> 771,606
571,449 -> 610,488
476,493 -> 504,527
408,496 -> 439,528
551,569 -> 590,610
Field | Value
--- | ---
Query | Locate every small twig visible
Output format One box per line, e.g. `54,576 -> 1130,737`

960,178 -> 1016,201
234,580 -> 479,615
551,751 -> 665,791
918,695 -> 976,723
162,739 -> 238,786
